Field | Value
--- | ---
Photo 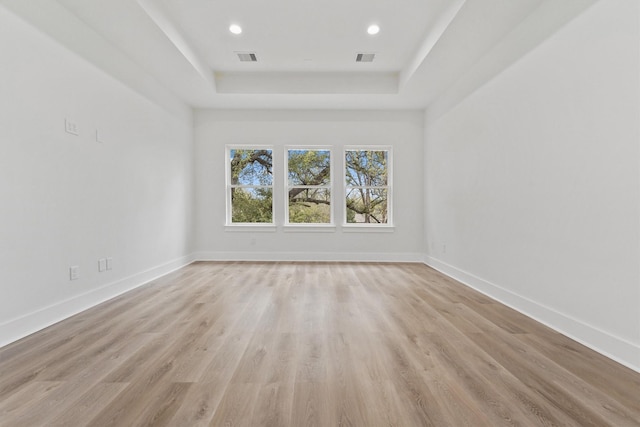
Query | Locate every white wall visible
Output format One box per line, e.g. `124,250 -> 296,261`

424,0 -> 640,371
3,0 -> 637,375
194,109 -> 424,261
0,7 -> 195,346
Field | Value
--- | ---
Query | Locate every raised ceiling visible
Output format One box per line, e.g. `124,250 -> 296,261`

1,0 -> 597,111
161,0 -> 454,73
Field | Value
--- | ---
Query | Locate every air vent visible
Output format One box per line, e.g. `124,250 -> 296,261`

236,52 -> 257,62
356,53 -> 375,63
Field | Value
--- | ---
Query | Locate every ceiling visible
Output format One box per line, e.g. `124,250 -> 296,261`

1,0 -> 597,111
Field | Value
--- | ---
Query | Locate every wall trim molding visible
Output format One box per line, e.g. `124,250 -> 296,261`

0,254 -> 197,349
5,251 -> 636,373
195,251 -> 424,263
424,255 -> 640,373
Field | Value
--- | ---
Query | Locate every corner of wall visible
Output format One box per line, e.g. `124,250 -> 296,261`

0,254 -> 197,349
423,256 -> 640,373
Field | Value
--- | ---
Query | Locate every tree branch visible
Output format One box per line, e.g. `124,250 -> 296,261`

345,200 -> 382,223
290,198 -> 331,206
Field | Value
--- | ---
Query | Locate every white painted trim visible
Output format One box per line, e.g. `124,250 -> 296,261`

342,225 -> 395,233
225,225 -> 277,232
282,225 -> 336,233
0,254 -> 197,349
137,0 -> 215,90
424,255 -> 640,373
195,251 -> 423,263
399,0 -> 467,88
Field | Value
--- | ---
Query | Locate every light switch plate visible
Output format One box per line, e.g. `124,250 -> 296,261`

65,119 -> 79,136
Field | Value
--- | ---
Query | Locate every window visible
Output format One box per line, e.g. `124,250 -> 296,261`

286,148 -> 332,224
225,145 -> 392,228
227,147 -> 273,224
345,148 -> 391,225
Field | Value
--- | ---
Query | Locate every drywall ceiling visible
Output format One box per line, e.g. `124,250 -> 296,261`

1,0 -> 597,111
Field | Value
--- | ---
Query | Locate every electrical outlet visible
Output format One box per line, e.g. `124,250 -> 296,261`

98,258 -> 107,272
65,119 -> 79,136
70,266 -> 79,280
106,257 -> 113,270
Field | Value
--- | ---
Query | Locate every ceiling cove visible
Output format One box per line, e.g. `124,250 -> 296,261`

0,0 -> 598,110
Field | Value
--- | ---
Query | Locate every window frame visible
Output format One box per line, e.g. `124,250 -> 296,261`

343,146 -> 393,228
284,145 -> 334,227
225,145 -> 275,227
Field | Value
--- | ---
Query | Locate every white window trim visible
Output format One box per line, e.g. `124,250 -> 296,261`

283,224 -> 337,233
225,145 -> 275,226
342,224 -> 395,232
224,224 -> 278,232
284,146 -> 334,227
343,146 -> 393,228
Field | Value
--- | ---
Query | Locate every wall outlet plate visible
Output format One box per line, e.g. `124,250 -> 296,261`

65,119 -> 79,136
70,266 -> 79,280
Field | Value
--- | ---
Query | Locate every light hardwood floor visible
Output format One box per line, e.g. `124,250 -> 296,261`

0,262 -> 639,426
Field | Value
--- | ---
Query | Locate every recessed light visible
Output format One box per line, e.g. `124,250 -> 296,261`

229,24 -> 242,35
367,24 -> 380,35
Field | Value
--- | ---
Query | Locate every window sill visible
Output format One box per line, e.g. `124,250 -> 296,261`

342,225 -> 395,233
283,225 -> 336,233
225,224 -> 277,232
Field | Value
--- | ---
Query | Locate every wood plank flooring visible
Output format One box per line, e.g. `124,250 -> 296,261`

1,261 -> 639,426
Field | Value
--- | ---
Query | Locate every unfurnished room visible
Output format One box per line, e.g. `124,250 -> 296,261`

0,0 -> 639,425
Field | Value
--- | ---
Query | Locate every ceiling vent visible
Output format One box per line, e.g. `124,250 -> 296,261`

236,52 -> 257,62
356,53 -> 375,63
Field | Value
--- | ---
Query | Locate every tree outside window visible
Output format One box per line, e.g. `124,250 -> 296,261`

287,148 -> 332,224
228,148 -> 273,223
345,149 -> 391,224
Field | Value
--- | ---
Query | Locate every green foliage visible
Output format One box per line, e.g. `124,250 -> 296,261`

231,188 -> 273,223
346,188 -> 388,223
345,150 -> 387,187
230,149 -> 273,186
289,202 -> 331,224
230,149 -> 273,223
287,150 -> 331,223
288,150 -> 330,186
346,206 -> 356,223
288,188 -> 331,223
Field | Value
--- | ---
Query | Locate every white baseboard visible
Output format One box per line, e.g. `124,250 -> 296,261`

424,255 -> 640,373
5,252 -> 636,374
194,251 -> 424,263
0,254 -> 197,349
